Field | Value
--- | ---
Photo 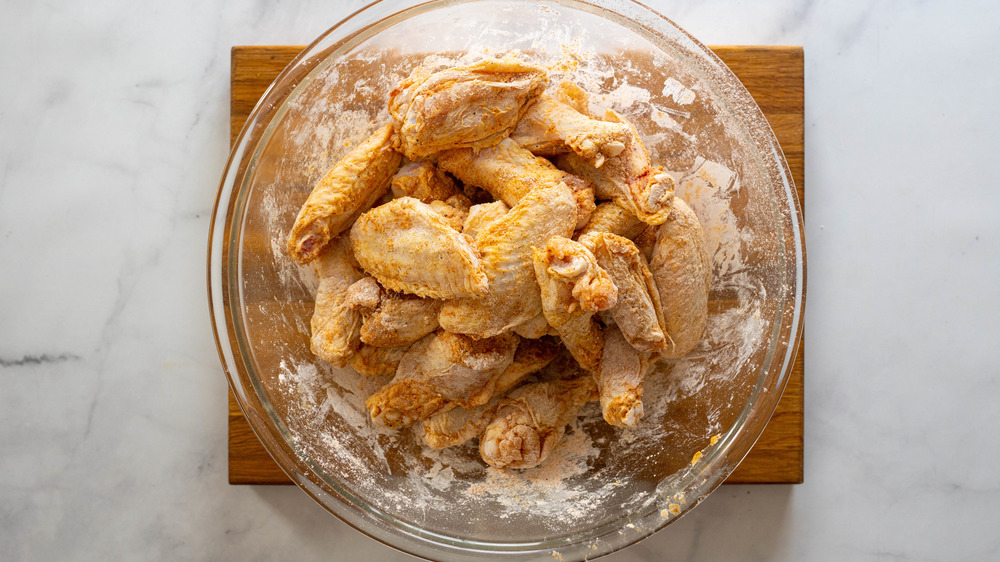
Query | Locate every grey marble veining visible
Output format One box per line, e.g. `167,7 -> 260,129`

2,1 -> 1000,560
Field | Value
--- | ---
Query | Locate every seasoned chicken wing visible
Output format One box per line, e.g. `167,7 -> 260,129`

438,138 -> 596,228
579,232 -> 668,354
310,237 -> 365,365
577,201 -> 646,240
493,336 -> 562,394
532,236 -> 617,372
361,293 -> 441,348
421,337 -> 560,449
390,161 -> 463,203
551,81 -> 590,114
348,344 -> 408,377
388,58 -> 547,160
511,92 -> 629,166
426,198 -> 470,231
479,375 -> 597,469
346,277 -> 441,348
345,276 -> 383,311
649,197 -> 711,358
439,182 -> 578,338
596,324 -> 653,427
287,124 -> 402,263
422,401 -> 498,450
556,111 -> 675,226
512,312 -> 552,339
350,197 -> 488,299
366,331 -> 518,428
462,200 -> 509,239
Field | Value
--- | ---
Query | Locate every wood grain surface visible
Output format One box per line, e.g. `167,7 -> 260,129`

226,45 -> 805,485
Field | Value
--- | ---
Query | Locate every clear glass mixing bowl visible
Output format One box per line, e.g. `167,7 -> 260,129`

208,1 -> 805,559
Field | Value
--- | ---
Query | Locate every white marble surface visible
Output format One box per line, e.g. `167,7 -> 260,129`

2,1 -> 999,560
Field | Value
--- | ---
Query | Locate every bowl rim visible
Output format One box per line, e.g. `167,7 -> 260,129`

207,0 -> 807,559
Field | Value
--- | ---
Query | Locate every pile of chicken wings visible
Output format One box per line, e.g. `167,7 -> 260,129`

285,57 -> 710,470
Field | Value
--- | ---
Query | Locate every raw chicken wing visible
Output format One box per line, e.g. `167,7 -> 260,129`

479,375 -> 597,469
366,331 -> 518,428
551,81 -> 590,114
390,161 -> 464,203
462,200 -> 509,239
346,277 -> 442,348
310,237 -> 365,365
350,197 -> 488,299
532,236 -> 617,371
596,324 -> 653,427
439,182 -> 578,338
556,111 -> 675,225
438,138 -> 596,228
511,92 -> 630,166
579,232 -> 667,354
348,344 -> 409,377
362,294 -> 441,348
287,124 -> 401,263
421,337 -> 560,449
649,197 -> 711,358
577,201 -> 646,240
388,58 -> 546,160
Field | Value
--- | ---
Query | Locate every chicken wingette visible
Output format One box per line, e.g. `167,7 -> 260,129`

556,111 -> 675,226
479,375 -> 597,469
648,197 -> 711,358
595,324 -> 653,427
388,58 -> 546,160
579,231 -> 668,354
511,91 -> 630,167
310,236 -> 365,365
350,197 -> 488,299
287,124 -> 401,263
439,182 -> 578,338
421,337 -> 560,449
366,331 -> 519,428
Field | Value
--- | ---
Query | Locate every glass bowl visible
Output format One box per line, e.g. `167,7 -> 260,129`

208,0 -> 806,559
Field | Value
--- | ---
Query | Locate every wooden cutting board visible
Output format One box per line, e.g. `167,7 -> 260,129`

227,45 -> 805,485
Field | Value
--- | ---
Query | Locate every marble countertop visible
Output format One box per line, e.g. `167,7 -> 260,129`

3,1 -> 998,560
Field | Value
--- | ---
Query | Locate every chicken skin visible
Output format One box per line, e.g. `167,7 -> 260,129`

348,344 -> 409,377
388,58 -> 547,160
576,201 -> 647,240
350,197 -> 488,299
511,92 -> 630,167
578,232 -> 668,354
556,111 -> 675,226
595,324 -> 653,427
287,124 -> 401,263
345,277 -> 442,348
532,236 -> 617,372
462,200 -> 510,239
366,331 -> 518,428
389,161 -> 464,203
648,197 -> 711,358
438,138 -> 596,228
421,337 -> 560,449
309,236 -> 365,366
479,375 -> 597,469
439,182 -> 578,338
